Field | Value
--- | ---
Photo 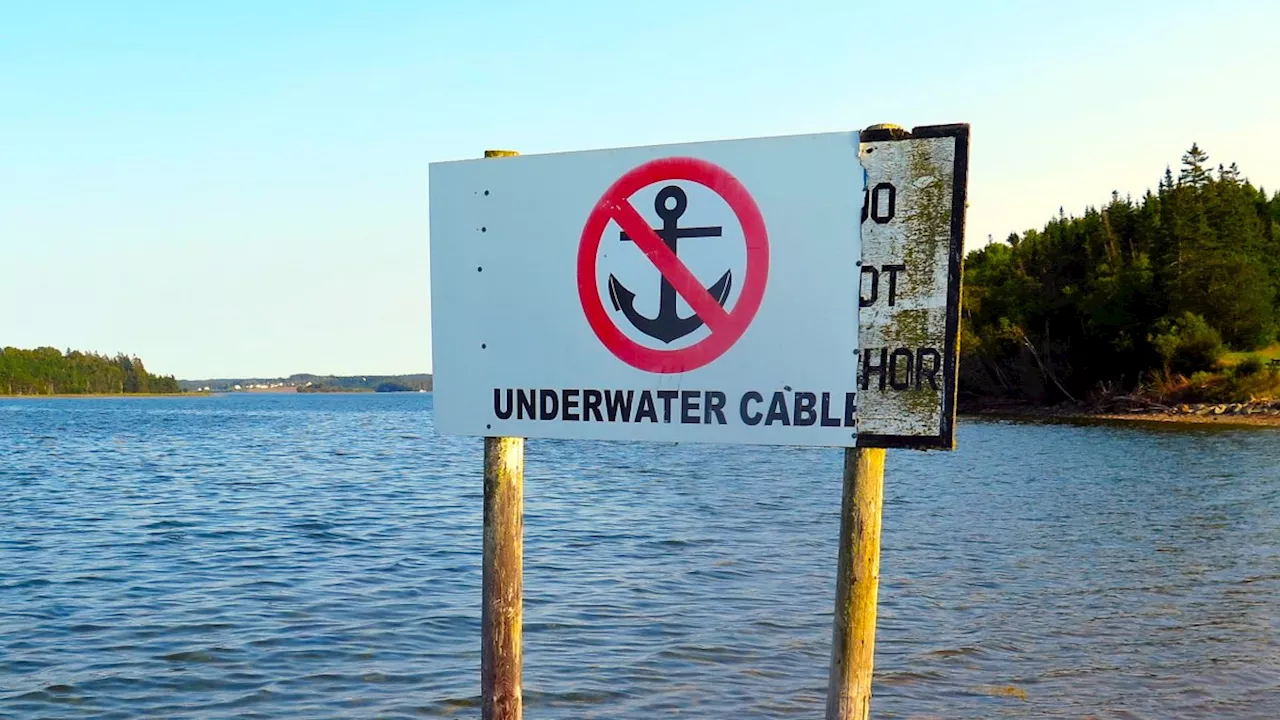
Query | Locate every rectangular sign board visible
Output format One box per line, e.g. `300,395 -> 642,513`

429,125 -> 968,449
430,132 -> 864,447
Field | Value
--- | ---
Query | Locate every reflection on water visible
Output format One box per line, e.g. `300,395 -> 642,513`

2,394 -> 1278,718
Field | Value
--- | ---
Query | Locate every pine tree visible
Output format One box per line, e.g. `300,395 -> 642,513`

1179,143 -> 1212,188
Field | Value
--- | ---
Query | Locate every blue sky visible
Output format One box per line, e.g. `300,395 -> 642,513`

2,1 -> 1276,379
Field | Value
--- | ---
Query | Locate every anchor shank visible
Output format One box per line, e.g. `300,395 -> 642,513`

657,218 -> 683,322
610,184 -> 728,342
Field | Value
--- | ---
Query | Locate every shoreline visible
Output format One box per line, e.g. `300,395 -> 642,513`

966,403 -> 1280,429
1084,412 -> 1280,427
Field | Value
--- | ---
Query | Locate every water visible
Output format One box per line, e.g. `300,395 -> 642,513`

2,394 -> 1278,718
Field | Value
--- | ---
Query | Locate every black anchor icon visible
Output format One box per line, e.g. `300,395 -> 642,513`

607,185 -> 733,344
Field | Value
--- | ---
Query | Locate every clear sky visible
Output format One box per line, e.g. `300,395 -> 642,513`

3,1 -> 1276,379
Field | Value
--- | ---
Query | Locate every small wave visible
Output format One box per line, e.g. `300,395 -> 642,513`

877,669 -> 947,685
141,519 -> 192,530
159,649 -> 233,664
524,688 -> 632,706
975,684 -> 1029,701
926,646 -> 985,659
417,695 -> 481,715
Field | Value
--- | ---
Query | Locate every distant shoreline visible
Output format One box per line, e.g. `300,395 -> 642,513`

0,392 -> 211,399
0,390 -> 428,399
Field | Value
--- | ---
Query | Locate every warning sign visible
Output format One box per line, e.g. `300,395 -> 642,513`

855,124 -> 969,450
429,132 -> 865,447
577,157 -> 769,374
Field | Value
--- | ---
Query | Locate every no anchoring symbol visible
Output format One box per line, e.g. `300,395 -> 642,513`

607,185 -> 732,344
577,156 -> 770,374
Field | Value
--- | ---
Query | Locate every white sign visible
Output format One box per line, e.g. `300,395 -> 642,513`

429,132 -> 864,447
855,125 -> 968,449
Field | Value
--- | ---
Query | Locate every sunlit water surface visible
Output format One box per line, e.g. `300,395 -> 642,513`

2,394 -> 1278,718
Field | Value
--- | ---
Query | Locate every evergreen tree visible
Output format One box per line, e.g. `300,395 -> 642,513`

0,347 -> 180,395
1179,143 -> 1212,187
961,144 -> 1280,405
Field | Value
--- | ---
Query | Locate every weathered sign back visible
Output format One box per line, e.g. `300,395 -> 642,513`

856,124 -> 969,449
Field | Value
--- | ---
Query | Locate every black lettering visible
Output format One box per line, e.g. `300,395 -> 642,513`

765,392 -> 791,426
517,389 -> 536,420
706,391 -> 727,425
681,391 -> 700,424
604,390 -> 633,422
561,389 -> 580,421
820,392 -> 841,427
494,388 -> 513,420
870,182 -> 896,224
889,348 -> 913,390
539,389 -> 559,420
844,392 -> 857,427
583,389 -> 604,421
635,391 -> 658,423
859,265 -> 879,307
861,348 -> 888,391
882,264 -> 906,306
794,392 -> 817,426
740,391 -> 763,426
657,390 -> 678,423
916,348 -> 942,391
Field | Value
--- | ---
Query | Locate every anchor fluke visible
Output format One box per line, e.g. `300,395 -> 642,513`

608,270 -> 732,344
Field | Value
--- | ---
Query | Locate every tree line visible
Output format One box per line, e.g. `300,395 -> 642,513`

961,144 -> 1280,406
0,347 -> 181,395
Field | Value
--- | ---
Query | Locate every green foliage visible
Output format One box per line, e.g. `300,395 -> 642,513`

1235,355 -> 1264,377
1176,367 -> 1280,404
961,145 -> 1280,405
1179,143 -> 1213,188
0,347 -> 181,395
1150,312 -> 1224,376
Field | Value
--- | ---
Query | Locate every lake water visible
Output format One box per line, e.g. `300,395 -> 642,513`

2,393 -> 1278,718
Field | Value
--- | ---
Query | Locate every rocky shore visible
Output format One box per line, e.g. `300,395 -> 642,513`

1165,400 -> 1280,417
965,398 -> 1280,427
1089,399 -> 1280,426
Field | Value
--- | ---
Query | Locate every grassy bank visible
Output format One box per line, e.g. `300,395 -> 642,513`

1220,343 -> 1280,368
1148,345 -> 1280,405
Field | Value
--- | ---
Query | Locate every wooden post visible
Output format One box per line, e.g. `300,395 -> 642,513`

826,446 -> 886,720
481,148 -> 524,720
482,436 -> 524,720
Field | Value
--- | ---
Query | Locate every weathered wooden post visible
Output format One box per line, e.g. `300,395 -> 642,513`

826,446 -> 886,720
824,121 -> 969,719
481,149 -> 524,720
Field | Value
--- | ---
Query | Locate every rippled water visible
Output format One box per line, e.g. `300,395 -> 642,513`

2,394 -> 1278,718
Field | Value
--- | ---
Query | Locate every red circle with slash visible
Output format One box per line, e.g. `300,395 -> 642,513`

577,157 -> 770,373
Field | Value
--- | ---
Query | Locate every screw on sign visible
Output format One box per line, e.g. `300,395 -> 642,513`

577,157 -> 770,374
